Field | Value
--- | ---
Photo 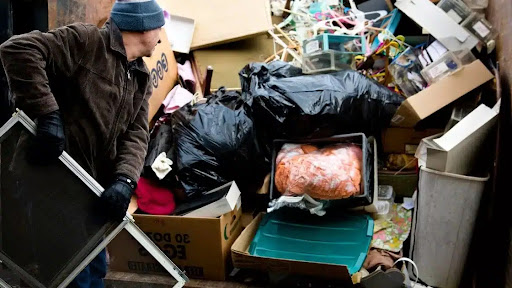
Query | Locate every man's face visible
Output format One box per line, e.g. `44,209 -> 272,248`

140,27 -> 162,57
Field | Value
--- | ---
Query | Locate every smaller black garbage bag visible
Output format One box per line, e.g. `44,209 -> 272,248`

173,88 -> 266,198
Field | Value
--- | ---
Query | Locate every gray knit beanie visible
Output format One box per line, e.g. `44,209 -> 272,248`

110,0 -> 165,32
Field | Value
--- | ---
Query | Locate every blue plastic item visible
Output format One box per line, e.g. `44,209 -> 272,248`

371,9 -> 402,52
249,209 -> 374,275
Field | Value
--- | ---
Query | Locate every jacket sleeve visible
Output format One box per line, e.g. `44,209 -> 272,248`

114,83 -> 152,182
0,23 -> 91,118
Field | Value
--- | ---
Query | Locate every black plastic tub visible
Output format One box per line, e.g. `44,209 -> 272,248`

269,133 -> 374,208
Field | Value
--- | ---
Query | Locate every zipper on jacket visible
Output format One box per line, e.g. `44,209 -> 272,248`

105,62 -> 132,153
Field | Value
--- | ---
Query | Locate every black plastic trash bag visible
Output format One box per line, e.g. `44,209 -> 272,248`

239,61 -> 404,157
173,88 -> 266,198
142,114 -> 179,185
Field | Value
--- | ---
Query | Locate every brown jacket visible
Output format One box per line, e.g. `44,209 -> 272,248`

0,20 -> 151,184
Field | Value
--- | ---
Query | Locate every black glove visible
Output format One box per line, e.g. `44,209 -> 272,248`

101,175 -> 136,221
30,110 -> 65,164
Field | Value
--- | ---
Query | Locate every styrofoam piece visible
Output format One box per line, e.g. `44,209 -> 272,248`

410,167 -> 488,287
164,13 -> 195,54
395,0 -> 478,51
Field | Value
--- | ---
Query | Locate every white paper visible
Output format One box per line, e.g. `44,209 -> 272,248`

427,62 -> 450,80
419,41 -> 448,67
402,197 -> 415,210
473,21 -> 490,38
446,9 -> 463,24
305,40 -> 320,54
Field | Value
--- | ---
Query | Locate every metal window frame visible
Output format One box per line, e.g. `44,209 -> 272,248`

0,110 -> 188,288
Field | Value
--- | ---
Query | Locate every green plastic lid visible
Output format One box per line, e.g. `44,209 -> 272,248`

249,209 -> 374,275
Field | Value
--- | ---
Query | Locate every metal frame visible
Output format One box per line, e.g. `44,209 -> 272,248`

0,110 -> 188,288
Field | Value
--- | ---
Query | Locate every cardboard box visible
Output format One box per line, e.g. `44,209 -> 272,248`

391,60 -> 493,128
382,127 -> 444,154
231,213 -> 353,286
193,35 -> 275,90
108,199 -> 243,280
157,0 -> 272,50
143,28 -> 178,122
416,103 -> 498,175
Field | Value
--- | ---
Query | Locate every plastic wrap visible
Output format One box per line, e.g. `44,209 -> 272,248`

267,195 -> 327,216
239,61 -> 403,158
173,88 -> 266,198
275,143 -> 363,200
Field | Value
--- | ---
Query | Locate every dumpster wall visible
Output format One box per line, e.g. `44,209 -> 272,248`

48,0 -> 114,29
484,2 -> 512,288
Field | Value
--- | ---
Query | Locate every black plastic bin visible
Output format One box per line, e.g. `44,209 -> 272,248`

269,133 -> 374,208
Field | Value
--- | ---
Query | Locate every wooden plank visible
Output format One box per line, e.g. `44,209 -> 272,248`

105,271 -> 253,288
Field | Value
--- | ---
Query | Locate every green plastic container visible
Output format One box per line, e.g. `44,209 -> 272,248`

249,209 -> 374,274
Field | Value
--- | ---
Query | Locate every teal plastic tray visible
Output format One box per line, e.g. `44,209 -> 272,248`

249,209 -> 374,275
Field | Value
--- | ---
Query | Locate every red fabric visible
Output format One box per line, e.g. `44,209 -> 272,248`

135,177 -> 176,215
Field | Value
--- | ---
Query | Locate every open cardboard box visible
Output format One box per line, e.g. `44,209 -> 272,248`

391,60 -> 494,128
416,103 -> 499,175
231,213 -> 353,286
109,195 -> 243,281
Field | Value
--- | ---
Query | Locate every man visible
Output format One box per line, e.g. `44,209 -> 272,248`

0,0 -> 165,286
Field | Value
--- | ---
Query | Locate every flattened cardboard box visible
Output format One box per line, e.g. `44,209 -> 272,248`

108,201 -> 242,280
143,28 -> 178,122
157,0 -> 272,50
391,60 -> 493,128
231,213 -> 353,287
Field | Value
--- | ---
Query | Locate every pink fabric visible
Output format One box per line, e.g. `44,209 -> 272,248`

162,85 -> 194,114
177,61 -> 196,85
136,177 -> 176,215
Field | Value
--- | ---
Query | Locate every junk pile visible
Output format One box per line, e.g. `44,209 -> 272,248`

107,0 -> 500,287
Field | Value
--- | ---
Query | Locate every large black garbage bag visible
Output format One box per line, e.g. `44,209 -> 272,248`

239,61 -> 404,157
173,88 -> 266,198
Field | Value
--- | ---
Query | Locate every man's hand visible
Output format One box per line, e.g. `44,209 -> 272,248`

30,110 -> 65,164
101,175 -> 136,221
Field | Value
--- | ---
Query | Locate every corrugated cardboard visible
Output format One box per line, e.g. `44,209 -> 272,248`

193,35 -> 275,90
231,213 -> 353,286
109,199 -> 242,280
391,60 -> 493,128
417,104 -> 498,175
157,0 -> 272,50
143,28 -> 178,122
382,128 -> 444,154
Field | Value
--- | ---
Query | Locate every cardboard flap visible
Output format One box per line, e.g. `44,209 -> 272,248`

143,28 -> 178,122
392,60 -> 494,128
